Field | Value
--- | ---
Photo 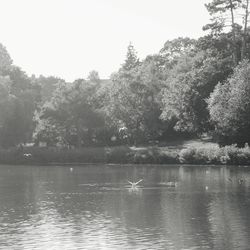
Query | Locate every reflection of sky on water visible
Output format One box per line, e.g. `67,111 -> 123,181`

0,164 -> 250,249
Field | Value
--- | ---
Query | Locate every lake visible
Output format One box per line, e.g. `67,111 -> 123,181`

0,164 -> 250,250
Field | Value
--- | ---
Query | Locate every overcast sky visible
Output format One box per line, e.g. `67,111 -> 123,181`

0,0 -> 210,81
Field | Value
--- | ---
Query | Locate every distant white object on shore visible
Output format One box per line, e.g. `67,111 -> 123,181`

166,181 -> 178,187
23,153 -> 32,157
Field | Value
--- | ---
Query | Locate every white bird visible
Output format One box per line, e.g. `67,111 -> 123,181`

128,179 -> 143,188
23,153 -> 32,157
70,167 -> 73,172
166,181 -> 178,187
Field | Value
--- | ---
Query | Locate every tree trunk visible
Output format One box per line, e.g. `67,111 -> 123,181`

76,121 -> 82,148
229,0 -> 238,64
241,0 -> 249,60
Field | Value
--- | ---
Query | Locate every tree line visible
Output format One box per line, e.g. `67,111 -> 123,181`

1,0 -> 250,148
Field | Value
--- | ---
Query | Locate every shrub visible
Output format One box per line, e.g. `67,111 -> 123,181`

219,144 -> 250,165
179,146 -> 221,164
179,143 -> 250,165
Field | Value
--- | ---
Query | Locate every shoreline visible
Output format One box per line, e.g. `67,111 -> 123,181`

1,142 -> 250,166
1,161 -> 250,168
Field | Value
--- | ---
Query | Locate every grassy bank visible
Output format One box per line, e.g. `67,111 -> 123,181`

1,140 -> 250,166
0,145 -> 178,165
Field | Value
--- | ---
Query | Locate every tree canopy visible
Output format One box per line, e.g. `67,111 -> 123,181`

1,1 -> 250,148
208,60 -> 250,145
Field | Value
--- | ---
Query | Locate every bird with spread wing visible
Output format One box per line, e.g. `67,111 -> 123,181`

128,179 -> 143,188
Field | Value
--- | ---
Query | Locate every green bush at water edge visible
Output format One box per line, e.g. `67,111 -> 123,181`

179,144 -> 250,165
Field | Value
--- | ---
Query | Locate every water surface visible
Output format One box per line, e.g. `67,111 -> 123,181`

0,164 -> 250,250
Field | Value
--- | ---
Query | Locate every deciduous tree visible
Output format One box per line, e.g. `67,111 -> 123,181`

208,60 -> 250,145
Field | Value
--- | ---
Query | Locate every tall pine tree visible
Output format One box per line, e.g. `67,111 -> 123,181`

122,42 -> 140,71
203,0 -> 242,64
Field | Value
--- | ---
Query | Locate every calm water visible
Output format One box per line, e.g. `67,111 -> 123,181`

0,164 -> 250,250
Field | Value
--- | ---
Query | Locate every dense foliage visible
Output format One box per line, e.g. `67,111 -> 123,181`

1,1 -> 250,148
208,60 -> 250,145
